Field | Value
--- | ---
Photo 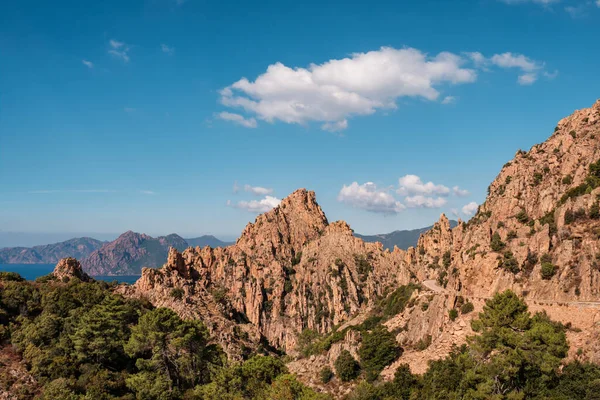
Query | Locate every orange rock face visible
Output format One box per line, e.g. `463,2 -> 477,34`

120,100 -> 600,380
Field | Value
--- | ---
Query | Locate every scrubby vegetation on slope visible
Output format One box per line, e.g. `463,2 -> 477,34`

0,273 -> 327,399
344,290 -> 600,400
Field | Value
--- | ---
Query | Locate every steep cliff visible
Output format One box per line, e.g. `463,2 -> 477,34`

120,189 -> 412,358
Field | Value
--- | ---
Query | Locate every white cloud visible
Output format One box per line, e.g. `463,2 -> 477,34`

451,208 -> 460,218
244,184 -> 273,196
219,47 -> 555,130
465,52 -> 487,67
397,175 -> 450,196
229,196 -> 281,213
220,46 -> 477,131
322,120 -> 348,132
453,186 -> 470,197
404,195 -> 447,208
518,73 -> 538,85
499,0 -> 560,5
441,96 -> 456,105
139,190 -> 156,195
565,2 -> 596,17
124,107 -> 136,113
338,182 -> 405,214
461,201 -> 479,216
161,44 -> 174,54
82,60 -> 94,68
491,52 -> 539,72
108,39 -> 131,63
217,112 -> 257,128
488,52 -> 547,85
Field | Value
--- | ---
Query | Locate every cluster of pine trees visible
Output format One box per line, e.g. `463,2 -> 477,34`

2,270 -> 600,399
0,272 -> 326,399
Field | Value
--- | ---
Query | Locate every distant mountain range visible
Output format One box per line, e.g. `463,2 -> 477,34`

0,224 -> 454,274
0,233 -> 233,270
356,220 -> 458,251
0,237 -> 105,264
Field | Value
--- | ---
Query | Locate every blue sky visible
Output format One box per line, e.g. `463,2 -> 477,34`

1,0 -> 599,246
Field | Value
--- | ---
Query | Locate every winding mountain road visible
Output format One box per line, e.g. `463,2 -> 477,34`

421,279 -> 600,308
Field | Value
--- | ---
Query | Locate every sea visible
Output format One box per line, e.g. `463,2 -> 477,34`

0,264 -> 140,284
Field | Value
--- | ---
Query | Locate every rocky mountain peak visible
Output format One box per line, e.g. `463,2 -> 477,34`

235,188 -> 328,257
52,257 -> 91,282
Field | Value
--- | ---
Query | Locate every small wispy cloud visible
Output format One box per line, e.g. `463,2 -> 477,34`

244,184 -> 273,196
461,201 -> 479,217
124,107 -> 136,113
161,44 -> 174,55
139,190 -> 157,195
82,60 -> 94,69
498,0 -> 560,6
565,1 -> 596,17
441,96 -> 456,105
227,196 -> 281,213
28,189 -> 116,194
453,186 -> 470,197
322,120 -> 348,132
108,39 -> 131,63
217,112 -> 257,128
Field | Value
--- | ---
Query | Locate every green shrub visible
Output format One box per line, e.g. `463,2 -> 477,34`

442,251 -> 451,269
0,271 -> 25,282
170,288 -> 184,300
415,335 -> 432,351
448,309 -> 458,321
560,159 -> 600,204
507,230 -> 518,240
539,211 -> 557,236
291,251 -> 302,266
565,208 -> 586,225
516,209 -> 530,224
570,130 -> 577,138
591,203 -> 600,219
319,366 -> 333,384
354,254 -> 372,282
359,326 -> 401,382
334,350 -> 360,382
562,175 -> 573,185
377,283 -> 419,319
533,172 -> 543,186
460,302 -> 474,314
490,232 -> 505,252
499,251 -> 520,274
541,262 -> 557,280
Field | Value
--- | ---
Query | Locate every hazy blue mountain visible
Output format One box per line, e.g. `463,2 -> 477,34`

82,231 -> 189,276
356,220 -> 458,251
0,237 -> 105,264
185,235 -> 234,248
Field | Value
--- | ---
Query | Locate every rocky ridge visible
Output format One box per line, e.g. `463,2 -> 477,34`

114,100 -> 600,393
